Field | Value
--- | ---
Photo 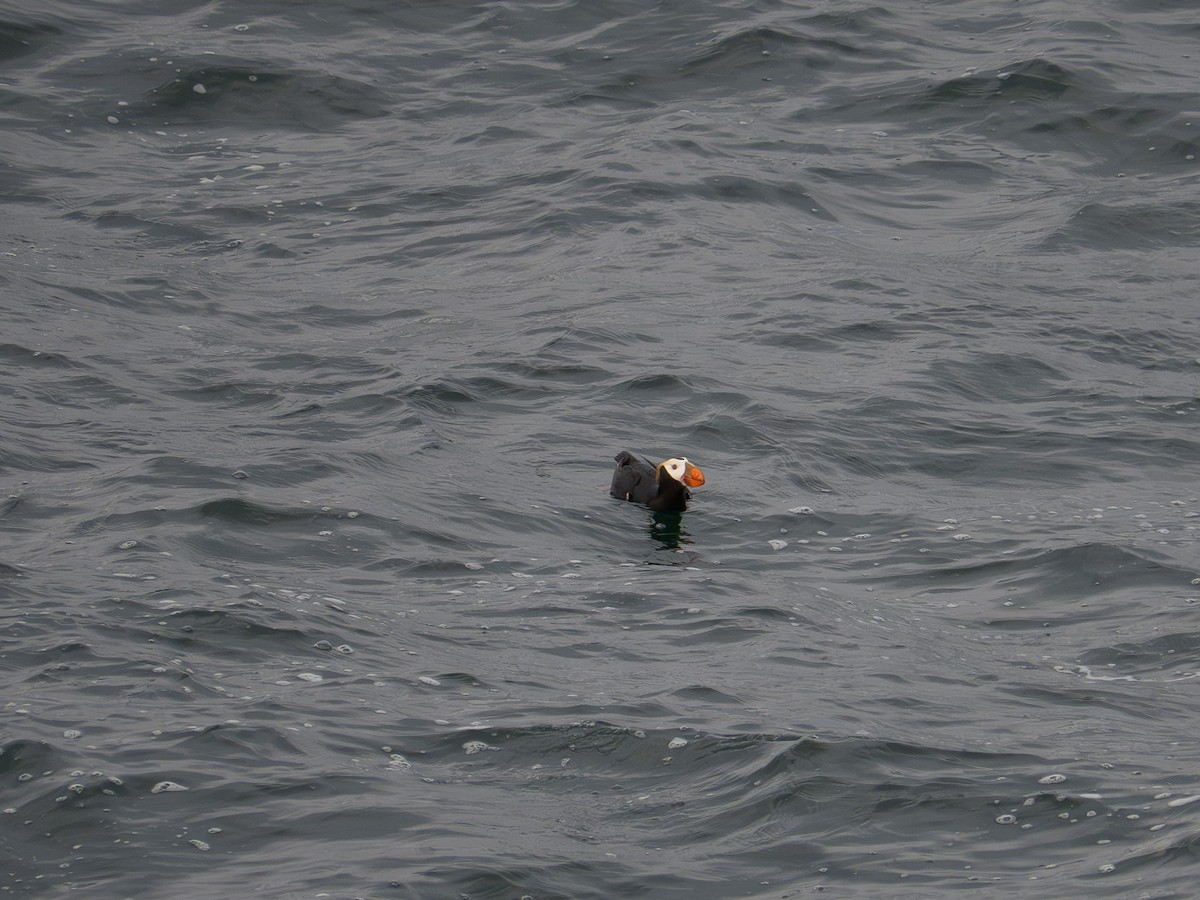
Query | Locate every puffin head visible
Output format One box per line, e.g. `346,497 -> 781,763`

659,457 -> 706,488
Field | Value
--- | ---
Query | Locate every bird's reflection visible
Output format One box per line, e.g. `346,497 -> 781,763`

647,510 -> 691,551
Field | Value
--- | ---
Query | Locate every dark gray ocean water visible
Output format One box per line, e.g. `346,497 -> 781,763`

3,0 -> 1200,897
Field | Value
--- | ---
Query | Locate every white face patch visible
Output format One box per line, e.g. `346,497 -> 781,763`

660,457 -> 690,483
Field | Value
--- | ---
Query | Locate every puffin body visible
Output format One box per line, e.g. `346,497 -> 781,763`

610,451 -> 706,512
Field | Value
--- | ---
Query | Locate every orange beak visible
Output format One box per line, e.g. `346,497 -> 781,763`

682,463 -> 705,488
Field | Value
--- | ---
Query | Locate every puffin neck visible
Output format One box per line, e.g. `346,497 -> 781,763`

648,466 -> 689,511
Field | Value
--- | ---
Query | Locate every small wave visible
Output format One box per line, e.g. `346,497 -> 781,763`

118,62 -> 392,132
1041,201 -> 1200,251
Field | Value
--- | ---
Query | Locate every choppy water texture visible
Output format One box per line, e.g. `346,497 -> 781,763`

3,0 -> 1200,896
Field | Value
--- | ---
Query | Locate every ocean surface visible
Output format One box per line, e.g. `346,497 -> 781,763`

3,0 -> 1200,896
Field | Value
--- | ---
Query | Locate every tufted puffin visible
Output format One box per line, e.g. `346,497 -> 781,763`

610,451 -> 705,512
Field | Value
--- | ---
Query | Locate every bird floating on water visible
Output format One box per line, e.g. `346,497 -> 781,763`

609,451 -> 705,512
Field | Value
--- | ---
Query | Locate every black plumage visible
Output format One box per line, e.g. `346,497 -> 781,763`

609,450 -> 705,512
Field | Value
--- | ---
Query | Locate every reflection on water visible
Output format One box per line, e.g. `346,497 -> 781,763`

648,510 -> 691,551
